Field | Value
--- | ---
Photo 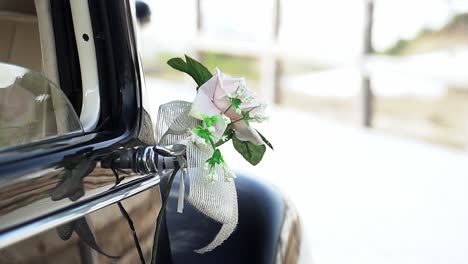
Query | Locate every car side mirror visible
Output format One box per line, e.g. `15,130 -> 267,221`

136,1 -> 151,26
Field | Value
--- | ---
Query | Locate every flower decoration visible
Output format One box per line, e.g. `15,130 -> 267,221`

151,55 -> 273,261
168,55 -> 272,171
187,72 -> 268,181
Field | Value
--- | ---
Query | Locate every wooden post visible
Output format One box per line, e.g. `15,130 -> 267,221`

195,0 -> 203,61
259,0 -> 281,104
196,0 -> 202,32
273,0 -> 282,104
260,56 -> 277,104
361,0 -> 374,127
259,0 -> 282,105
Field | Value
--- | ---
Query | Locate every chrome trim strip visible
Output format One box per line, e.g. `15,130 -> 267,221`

0,174 -> 160,249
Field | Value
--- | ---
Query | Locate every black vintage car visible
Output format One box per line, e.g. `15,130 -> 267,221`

0,0 -> 300,263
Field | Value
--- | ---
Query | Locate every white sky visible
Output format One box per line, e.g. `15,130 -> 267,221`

141,0 -> 468,62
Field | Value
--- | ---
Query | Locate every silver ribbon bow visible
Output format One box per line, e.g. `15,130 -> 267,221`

155,100 -> 238,253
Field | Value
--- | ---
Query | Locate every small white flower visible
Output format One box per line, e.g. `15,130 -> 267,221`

222,163 -> 236,182
190,136 -> 196,143
243,96 -> 254,102
188,130 -> 198,143
235,108 -> 242,114
236,83 -> 245,97
222,164 -> 236,182
221,115 -> 231,124
207,168 -> 217,183
196,137 -> 207,146
190,132 -> 211,150
208,126 -> 216,133
224,170 -> 236,182
253,115 -> 269,123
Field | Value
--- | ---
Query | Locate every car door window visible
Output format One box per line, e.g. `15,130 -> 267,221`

0,63 -> 83,150
0,2 -> 83,150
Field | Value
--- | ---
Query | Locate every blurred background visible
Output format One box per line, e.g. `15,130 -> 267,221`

138,0 -> 468,263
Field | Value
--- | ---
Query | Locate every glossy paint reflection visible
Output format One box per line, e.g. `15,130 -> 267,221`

0,150 -> 148,233
0,187 -> 161,263
163,174 -> 301,264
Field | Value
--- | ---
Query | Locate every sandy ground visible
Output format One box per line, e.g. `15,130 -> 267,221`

146,77 -> 468,264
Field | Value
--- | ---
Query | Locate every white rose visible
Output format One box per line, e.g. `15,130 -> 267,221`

189,68 -> 265,145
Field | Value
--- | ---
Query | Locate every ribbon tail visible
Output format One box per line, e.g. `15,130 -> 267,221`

176,155 -> 187,214
177,169 -> 185,213
194,221 -> 237,254
194,184 -> 238,254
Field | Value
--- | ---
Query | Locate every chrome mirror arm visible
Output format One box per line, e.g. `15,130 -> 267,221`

102,145 -> 185,175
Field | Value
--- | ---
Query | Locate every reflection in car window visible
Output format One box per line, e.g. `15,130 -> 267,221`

0,63 -> 83,150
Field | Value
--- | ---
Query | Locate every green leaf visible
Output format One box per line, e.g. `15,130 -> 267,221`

207,149 -> 224,166
167,55 -> 213,88
242,111 -> 250,127
201,114 -> 220,127
193,126 -> 212,141
232,134 -> 266,165
229,97 -> 242,109
257,130 -> 274,150
184,55 -> 213,87
167,58 -> 188,73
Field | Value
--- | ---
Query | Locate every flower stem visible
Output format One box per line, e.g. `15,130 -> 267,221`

151,169 -> 179,264
230,106 -> 260,124
223,104 -> 233,114
208,137 -> 216,150
231,118 -> 244,124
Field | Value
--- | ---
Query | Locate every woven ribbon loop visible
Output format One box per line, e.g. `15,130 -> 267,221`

155,100 -> 238,253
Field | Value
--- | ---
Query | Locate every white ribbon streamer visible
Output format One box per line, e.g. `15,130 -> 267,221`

176,155 -> 186,213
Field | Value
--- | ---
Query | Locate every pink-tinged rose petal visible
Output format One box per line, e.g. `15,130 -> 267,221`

212,117 -> 228,141
197,72 -> 218,98
233,122 -> 264,145
224,107 -> 243,121
213,69 -> 243,110
190,74 -> 222,119
213,69 -> 241,97
189,91 -> 220,119
213,96 -> 231,112
247,103 -> 267,121
239,98 -> 262,110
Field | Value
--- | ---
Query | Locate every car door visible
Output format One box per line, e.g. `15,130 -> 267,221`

0,0 -> 162,263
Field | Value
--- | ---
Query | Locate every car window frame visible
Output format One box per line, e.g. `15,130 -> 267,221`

0,0 -> 152,248
0,0 -> 143,166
